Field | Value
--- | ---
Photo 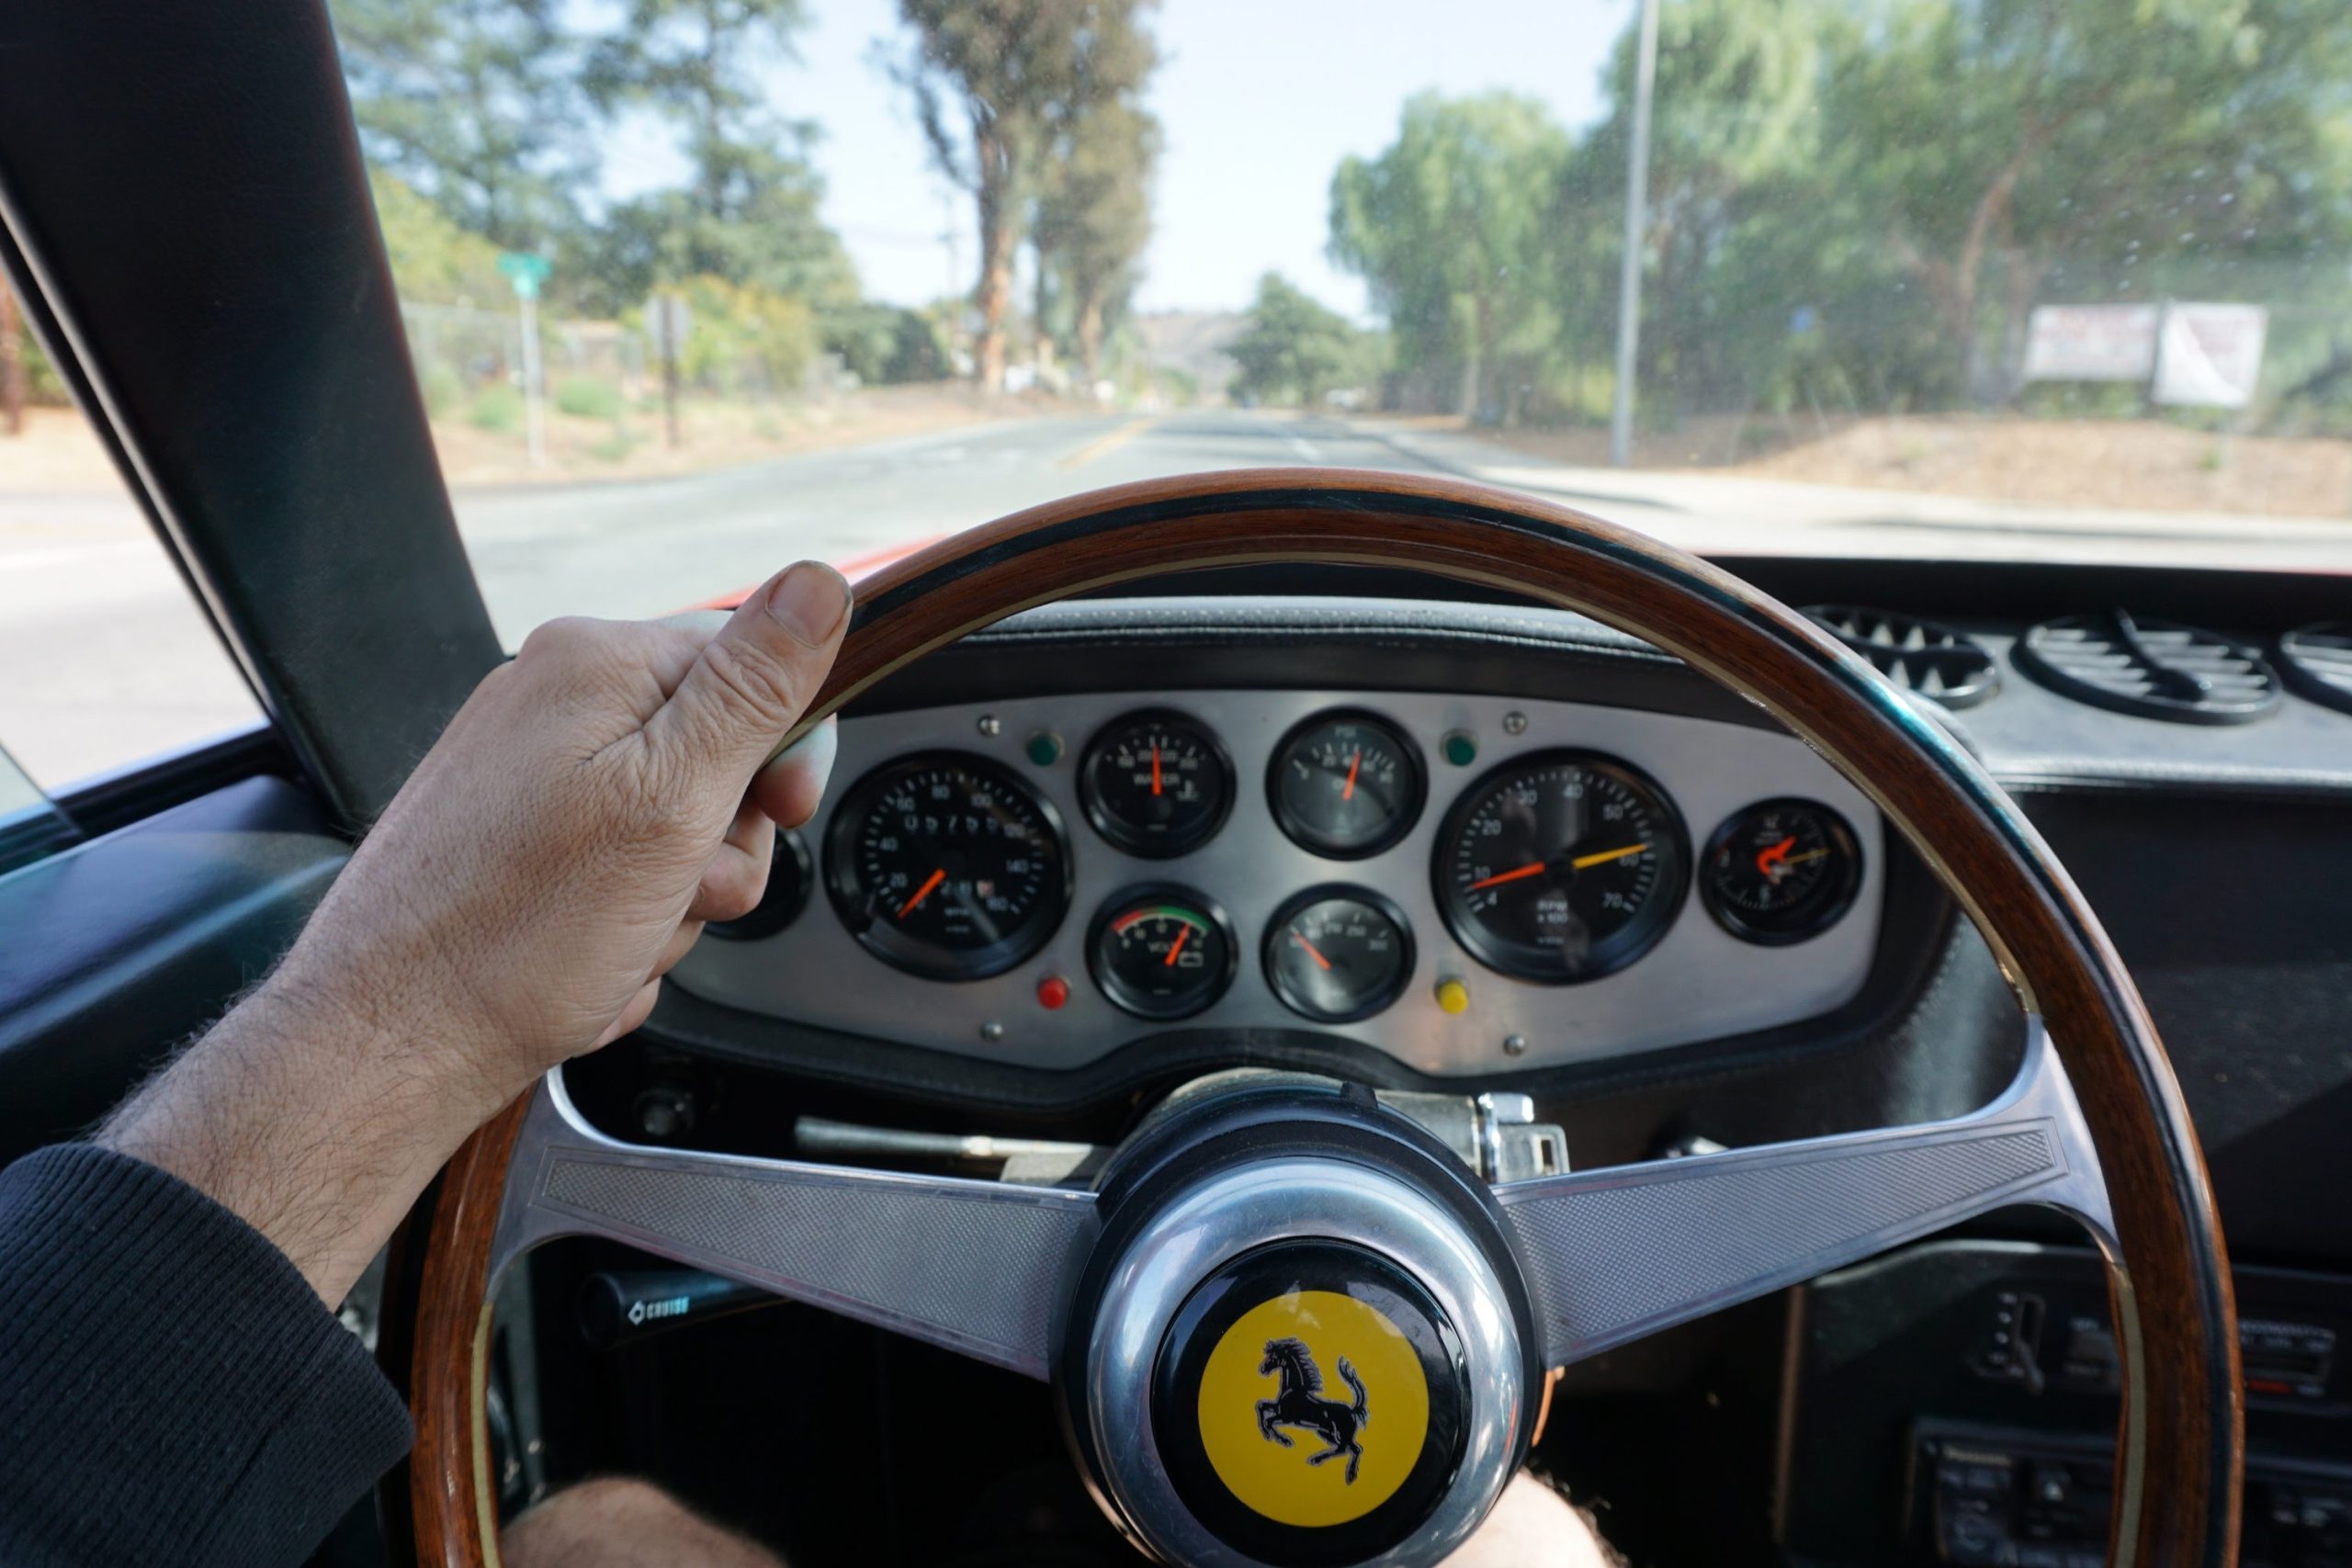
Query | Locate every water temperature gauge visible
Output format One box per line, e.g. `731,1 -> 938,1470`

1088,886 -> 1238,1020
1701,798 -> 1863,946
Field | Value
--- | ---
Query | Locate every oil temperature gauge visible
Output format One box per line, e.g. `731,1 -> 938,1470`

1089,886 -> 1237,1020
1264,886 -> 1415,1023
1701,798 -> 1863,946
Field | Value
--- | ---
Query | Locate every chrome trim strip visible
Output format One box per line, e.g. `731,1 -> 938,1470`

1496,1017 -> 2111,1368
486,1073 -> 1099,1379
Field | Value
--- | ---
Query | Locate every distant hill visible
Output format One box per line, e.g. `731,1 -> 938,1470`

1134,310 -> 1245,404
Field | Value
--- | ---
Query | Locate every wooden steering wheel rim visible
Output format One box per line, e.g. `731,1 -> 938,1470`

405,468 -> 2241,1566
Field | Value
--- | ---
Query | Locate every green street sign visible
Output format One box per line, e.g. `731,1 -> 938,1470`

497,250 -> 552,299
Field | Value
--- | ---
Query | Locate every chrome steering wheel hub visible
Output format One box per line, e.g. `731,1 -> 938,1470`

1057,1078 -> 1539,1567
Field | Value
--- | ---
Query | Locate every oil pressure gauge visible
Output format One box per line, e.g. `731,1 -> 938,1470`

1701,798 -> 1863,946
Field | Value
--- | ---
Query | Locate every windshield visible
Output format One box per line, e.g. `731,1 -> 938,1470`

16,1 -> 2352,660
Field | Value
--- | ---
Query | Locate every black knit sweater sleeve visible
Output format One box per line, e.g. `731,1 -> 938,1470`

0,1144 -> 414,1567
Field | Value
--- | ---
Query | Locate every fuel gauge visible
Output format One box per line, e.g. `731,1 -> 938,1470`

1701,798 -> 1862,946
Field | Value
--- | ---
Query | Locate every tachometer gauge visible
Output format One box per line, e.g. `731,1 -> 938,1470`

1264,886 -> 1415,1023
1079,710 -> 1234,857
1701,798 -> 1862,946
1268,710 -> 1425,859
1089,887 -> 1236,1020
1434,750 -> 1689,983
824,752 -> 1071,980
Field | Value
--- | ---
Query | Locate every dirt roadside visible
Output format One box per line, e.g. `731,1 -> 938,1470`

0,384 -> 1027,495
1449,412 -> 2352,520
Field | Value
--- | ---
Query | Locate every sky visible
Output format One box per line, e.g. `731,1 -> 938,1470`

605,0 -> 1634,321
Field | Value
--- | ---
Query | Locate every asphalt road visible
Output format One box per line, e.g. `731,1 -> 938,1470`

0,411 -> 1451,789
6,406 -> 2347,791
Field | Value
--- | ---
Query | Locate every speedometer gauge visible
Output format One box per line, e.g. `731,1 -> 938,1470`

1433,750 -> 1689,983
824,752 -> 1071,980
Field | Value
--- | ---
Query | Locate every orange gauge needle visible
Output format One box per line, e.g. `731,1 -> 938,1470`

1151,745 -> 1163,795
1163,923 -> 1192,966
896,868 -> 946,919
1467,840 -> 1651,892
1754,835 -> 1796,877
1341,749 -> 1362,800
1291,931 -> 1333,970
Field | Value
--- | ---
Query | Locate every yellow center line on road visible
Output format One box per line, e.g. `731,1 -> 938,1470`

1056,414 -> 1158,470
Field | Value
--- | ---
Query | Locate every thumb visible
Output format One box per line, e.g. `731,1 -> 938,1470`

648,561 -> 851,783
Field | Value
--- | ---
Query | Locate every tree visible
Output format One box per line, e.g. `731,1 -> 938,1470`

1034,98 -> 1160,386
368,170 -> 510,303
1562,0 -> 1836,416
1824,0 -> 2352,400
1227,274 -> 1374,407
331,0 -> 587,249
886,0 -> 1159,390
1330,93 -> 1571,423
582,0 -> 859,311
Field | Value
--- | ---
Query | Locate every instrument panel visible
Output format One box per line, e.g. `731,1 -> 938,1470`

671,690 -> 1884,1077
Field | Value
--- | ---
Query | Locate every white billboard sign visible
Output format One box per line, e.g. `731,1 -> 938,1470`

2024,304 -> 2158,382
2152,304 -> 2267,409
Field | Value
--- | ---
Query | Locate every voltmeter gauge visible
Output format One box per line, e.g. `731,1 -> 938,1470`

1701,798 -> 1863,946
1088,886 -> 1237,1020
1079,710 -> 1234,857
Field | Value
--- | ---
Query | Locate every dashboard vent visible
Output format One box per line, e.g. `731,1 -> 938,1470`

2280,622 -> 2352,715
1803,606 -> 1999,709
2015,609 -> 2279,725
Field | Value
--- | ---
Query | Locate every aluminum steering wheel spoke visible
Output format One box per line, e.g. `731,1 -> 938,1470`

1493,1018 -> 2111,1369
486,1073 -> 1100,1378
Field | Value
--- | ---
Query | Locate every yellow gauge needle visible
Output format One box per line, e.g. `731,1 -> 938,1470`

1569,840 -> 1650,870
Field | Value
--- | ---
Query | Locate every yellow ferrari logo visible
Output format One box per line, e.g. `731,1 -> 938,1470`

1194,1289 -> 1430,1527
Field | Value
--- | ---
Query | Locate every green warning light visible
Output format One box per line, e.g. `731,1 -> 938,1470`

1025,730 -> 1065,766
1442,731 -> 1478,767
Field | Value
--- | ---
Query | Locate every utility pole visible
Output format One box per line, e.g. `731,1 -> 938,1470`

518,288 -> 546,469
1611,0 -> 1661,468
497,250 -> 552,468
0,278 -> 25,437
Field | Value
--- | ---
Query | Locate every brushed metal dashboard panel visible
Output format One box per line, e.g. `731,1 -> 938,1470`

670,690 -> 1883,1076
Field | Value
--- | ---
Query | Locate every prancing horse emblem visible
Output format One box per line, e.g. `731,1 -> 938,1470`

1254,1337 -> 1368,1483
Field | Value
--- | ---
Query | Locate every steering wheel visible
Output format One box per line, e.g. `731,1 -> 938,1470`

402,470 -> 2240,1567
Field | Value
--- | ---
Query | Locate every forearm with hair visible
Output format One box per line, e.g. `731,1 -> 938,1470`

97,971 -> 508,1307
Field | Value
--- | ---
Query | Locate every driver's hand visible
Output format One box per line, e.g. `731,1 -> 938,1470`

283,560 -> 851,1096
100,561 -> 850,1304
